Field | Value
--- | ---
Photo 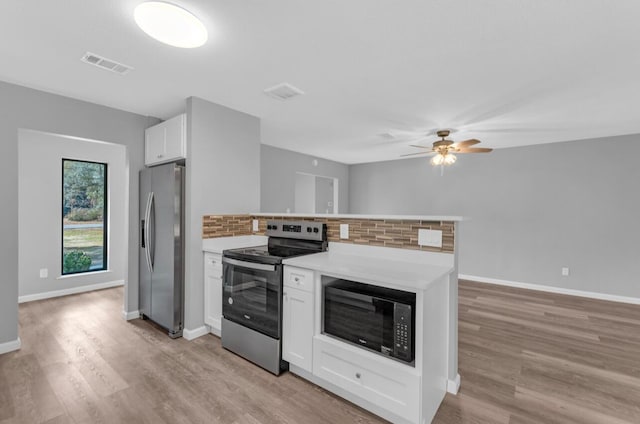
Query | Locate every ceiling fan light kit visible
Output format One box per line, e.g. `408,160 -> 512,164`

430,152 -> 456,166
401,129 -> 493,167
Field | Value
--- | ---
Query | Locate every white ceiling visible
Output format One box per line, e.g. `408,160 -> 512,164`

1,1 -> 639,164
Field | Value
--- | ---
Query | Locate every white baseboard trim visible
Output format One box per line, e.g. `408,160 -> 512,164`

460,274 -> 640,305
447,373 -> 461,394
183,326 -> 208,341
0,337 -> 22,355
122,310 -> 140,321
18,280 -> 125,303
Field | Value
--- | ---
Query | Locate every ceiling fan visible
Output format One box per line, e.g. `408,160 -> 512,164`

401,130 -> 492,166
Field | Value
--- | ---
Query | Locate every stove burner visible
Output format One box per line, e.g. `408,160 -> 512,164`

223,221 -> 328,265
239,247 -> 269,256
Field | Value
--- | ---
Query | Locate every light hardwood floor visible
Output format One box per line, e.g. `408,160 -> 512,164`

1,281 -> 639,423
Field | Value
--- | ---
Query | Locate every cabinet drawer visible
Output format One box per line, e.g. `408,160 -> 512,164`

204,253 -> 223,277
284,266 -> 314,292
313,336 -> 420,422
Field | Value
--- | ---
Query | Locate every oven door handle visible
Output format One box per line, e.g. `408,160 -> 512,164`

223,257 -> 277,272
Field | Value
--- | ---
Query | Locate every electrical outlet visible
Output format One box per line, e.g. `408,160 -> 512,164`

340,224 -> 349,239
252,219 -> 259,232
418,229 -> 443,248
562,267 -> 570,277
39,268 -> 48,278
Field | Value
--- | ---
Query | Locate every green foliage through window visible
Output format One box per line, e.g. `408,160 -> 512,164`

63,251 -> 92,273
62,159 -> 107,275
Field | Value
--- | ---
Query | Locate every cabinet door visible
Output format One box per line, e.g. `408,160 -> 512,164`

145,123 -> 166,165
203,253 -> 223,336
144,114 -> 186,166
205,275 -> 223,336
283,286 -> 314,372
163,114 -> 186,161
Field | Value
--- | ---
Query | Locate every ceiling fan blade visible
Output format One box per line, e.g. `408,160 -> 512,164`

400,151 -> 435,157
386,128 -> 439,139
468,127 -> 564,134
451,139 -> 480,149
409,144 -> 434,150
456,147 -> 493,153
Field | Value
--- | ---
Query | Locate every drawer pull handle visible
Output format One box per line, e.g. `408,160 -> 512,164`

294,277 -> 300,282
355,373 -> 361,379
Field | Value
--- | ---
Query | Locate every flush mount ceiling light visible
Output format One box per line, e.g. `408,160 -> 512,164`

134,1 -> 207,48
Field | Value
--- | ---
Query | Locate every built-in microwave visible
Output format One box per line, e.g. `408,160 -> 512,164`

323,278 -> 416,365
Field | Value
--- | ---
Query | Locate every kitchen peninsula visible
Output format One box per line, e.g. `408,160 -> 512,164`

201,213 -> 462,424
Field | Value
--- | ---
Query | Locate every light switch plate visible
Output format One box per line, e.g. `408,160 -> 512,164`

418,229 -> 443,248
340,224 -> 349,239
39,268 -> 48,278
252,219 -> 259,232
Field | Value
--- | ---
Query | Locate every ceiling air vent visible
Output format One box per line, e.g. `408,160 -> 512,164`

264,82 -> 305,101
81,52 -> 133,75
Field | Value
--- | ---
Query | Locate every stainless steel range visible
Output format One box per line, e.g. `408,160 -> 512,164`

221,220 -> 327,375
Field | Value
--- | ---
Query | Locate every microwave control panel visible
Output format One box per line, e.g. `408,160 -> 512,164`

393,303 -> 413,362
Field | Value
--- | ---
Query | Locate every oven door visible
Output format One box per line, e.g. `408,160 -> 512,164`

222,257 -> 283,339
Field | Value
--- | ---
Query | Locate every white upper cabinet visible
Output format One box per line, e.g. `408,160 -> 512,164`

145,113 -> 186,166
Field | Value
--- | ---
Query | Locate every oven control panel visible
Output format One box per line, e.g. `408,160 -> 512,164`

266,220 -> 326,241
282,224 -> 302,233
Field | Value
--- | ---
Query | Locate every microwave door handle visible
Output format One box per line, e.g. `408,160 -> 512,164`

331,289 -> 378,305
326,290 -> 377,311
222,258 -> 276,272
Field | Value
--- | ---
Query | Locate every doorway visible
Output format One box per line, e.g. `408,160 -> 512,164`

294,172 -> 339,214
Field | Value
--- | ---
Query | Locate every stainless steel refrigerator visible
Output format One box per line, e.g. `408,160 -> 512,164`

139,163 -> 185,338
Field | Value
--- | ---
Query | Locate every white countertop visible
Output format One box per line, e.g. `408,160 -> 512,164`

283,251 -> 453,292
202,235 -> 268,254
252,213 -> 464,221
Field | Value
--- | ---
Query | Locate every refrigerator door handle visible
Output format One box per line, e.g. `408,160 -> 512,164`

149,191 -> 156,270
144,192 -> 154,273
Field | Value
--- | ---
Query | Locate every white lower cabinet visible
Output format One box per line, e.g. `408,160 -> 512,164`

313,336 -> 420,423
283,287 -> 313,371
282,266 -> 315,372
203,253 -> 223,336
281,264 -> 443,424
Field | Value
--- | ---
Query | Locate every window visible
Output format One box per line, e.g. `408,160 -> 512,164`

62,159 -> 107,275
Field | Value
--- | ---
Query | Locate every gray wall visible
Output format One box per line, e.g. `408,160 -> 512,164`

261,145 -> 350,213
0,80 -> 153,345
18,130 -> 127,298
349,134 -> 640,298
184,97 -> 260,332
